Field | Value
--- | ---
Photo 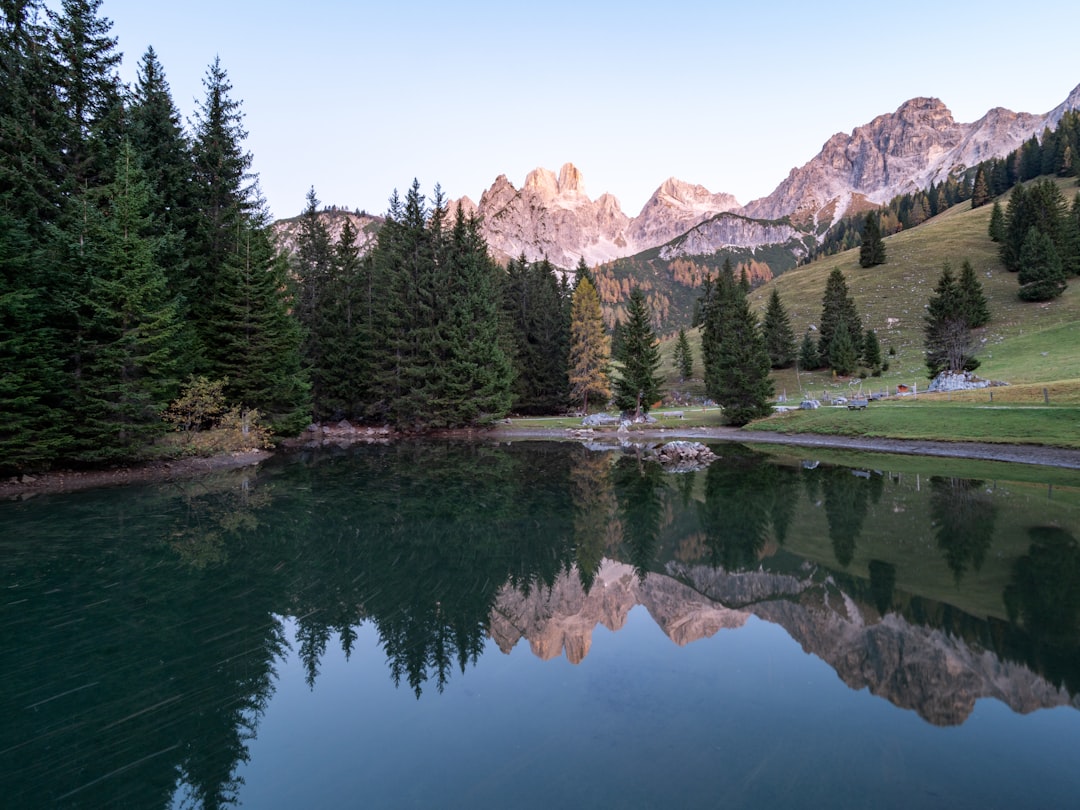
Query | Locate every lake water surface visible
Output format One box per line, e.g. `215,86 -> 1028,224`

3,440 -> 1080,808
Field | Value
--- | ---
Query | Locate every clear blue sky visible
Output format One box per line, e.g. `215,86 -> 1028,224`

95,0 -> 1080,221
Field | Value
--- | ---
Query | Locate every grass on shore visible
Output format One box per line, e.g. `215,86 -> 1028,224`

750,399 -> 1080,448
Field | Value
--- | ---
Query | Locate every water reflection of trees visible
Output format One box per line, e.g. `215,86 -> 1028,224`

698,450 -> 802,571
1004,526 -> 1080,694
821,467 -> 881,567
929,477 -> 996,583
6,443 -> 1080,808
0,479 -> 288,810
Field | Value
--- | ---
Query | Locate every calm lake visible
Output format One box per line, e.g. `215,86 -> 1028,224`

3,439 -> 1080,808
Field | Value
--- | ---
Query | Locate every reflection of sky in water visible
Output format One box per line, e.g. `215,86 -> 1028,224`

237,611 -> 1080,810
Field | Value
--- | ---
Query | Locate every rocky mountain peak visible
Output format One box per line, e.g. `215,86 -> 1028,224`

557,162 -> 586,196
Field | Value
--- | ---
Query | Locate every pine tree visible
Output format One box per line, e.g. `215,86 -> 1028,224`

567,276 -> 610,413
958,259 -> 990,327
313,216 -> 371,420
0,2 -> 73,469
827,319 -> 858,376
206,214 -> 310,432
858,212 -> 886,267
970,165 -> 991,208
68,142 -> 184,459
126,45 -> 197,375
434,206 -> 513,426
292,187 -> 335,416
501,255 -> 569,414
612,288 -> 663,417
673,328 -> 693,380
50,0 -> 124,192
573,256 -> 594,291
761,288 -> 796,368
925,261 -> 978,377
818,268 -> 862,372
701,263 -> 773,426
988,200 -> 1005,242
798,331 -> 820,371
187,57 -> 254,365
1017,227 -> 1067,301
862,328 -> 882,375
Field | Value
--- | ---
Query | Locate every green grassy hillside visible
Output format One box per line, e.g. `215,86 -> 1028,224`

659,177 -> 1080,406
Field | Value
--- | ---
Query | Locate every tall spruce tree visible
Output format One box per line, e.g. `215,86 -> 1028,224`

292,187 -> 335,415
0,2 -> 73,469
567,276 -> 610,413
761,287 -> 796,368
858,211 -> 886,267
68,141 -> 184,459
312,216 -> 371,420
925,261 -> 978,377
187,57 -> 254,365
818,268 -> 862,373
435,207 -> 514,426
700,263 -> 773,425
1017,227 -> 1067,301
673,328 -> 693,380
862,328 -> 882,375
612,288 -> 663,416
970,165 -> 991,208
988,200 -> 1005,242
958,259 -> 990,327
501,255 -> 569,414
798,331 -> 820,371
50,0 -> 124,193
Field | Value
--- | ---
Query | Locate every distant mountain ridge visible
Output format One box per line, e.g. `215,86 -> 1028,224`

441,82 -> 1080,269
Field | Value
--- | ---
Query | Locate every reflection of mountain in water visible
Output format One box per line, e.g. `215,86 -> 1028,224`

491,558 -> 1080,726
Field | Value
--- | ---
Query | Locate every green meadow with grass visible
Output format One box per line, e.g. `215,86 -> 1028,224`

639,176 -> 1080,449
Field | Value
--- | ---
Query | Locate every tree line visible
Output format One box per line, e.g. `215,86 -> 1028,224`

1,0 -> 307,472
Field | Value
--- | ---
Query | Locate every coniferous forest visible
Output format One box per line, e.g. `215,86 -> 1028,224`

0,1 -> 541,473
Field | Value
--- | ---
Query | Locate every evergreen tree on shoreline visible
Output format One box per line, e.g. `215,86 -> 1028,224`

612,288 -> 663,417
568,277 -> 610,413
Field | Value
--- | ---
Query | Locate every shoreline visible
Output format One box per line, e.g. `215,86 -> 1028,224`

0,449 -> 273,501
492,425 -> 1080,470
5,428 -> 1080,501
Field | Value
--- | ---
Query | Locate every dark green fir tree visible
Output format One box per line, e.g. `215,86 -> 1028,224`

858,211 -> 886,267
818,268 -> 862,372
673,328 -> 694,380
798,331 -> 820,371
613,288 -> 663,417
1017,227 -> 1067,301
958,259 -> 990,327
761,287 -> 796,368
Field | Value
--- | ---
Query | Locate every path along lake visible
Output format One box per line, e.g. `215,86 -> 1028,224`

3,439 -> 1080,809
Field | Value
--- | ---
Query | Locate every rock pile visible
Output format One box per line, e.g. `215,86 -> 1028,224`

647,441 -> 719,472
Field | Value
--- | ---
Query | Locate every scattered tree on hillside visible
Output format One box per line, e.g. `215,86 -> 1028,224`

925,261 -> 980,378
862,328 -> 882,376
818,268 -> 863,374
958,259 -> 990,327
1017,228 -> 1067,301
699,263 -> 773,426
673,328 -> 694,380
859,212 -> 887,268
568,276 -> 610,413
798,331 -> 820,371
971,165 -> 992,208
988,200 -> 1005,242
761,288 -> 796,369
613,288 -> 663,417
